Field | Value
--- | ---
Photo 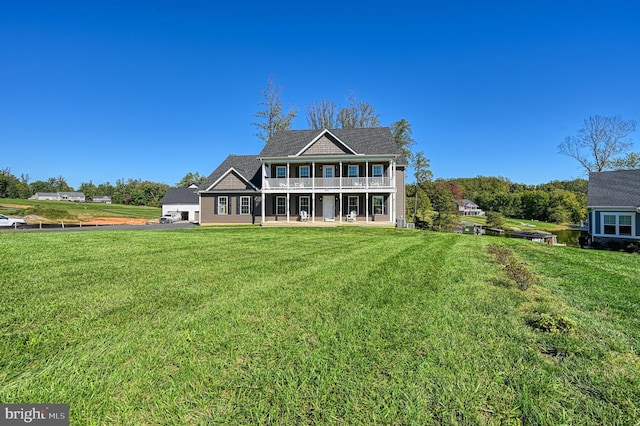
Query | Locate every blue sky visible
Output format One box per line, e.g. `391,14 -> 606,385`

2,1 -> 640,188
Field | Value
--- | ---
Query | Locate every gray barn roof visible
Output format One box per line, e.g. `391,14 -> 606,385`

200,154 -> 262,191
587,170 -> 640,207
259,128 -> 408,165
161,187 -> 199,204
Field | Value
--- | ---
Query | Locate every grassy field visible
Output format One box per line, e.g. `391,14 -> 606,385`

1,227 -> 638,424
0,198 -> 160,223
460,214 -> 571,232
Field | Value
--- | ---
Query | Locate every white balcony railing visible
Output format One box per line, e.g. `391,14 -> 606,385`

264,177 -> 391,190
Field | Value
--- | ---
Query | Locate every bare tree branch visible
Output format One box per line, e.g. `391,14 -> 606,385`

558,115 -> 636,173
252,76 -> 298,144
306,98 -> 337,129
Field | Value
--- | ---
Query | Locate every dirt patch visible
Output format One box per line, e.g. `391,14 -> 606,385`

0,204 -> 31,209
80,217 -> 155,225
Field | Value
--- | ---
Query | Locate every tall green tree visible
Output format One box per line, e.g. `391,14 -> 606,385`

429,180 -> 461,232
411,151 -> 433,222
252,76 -> 298,144
520,190 -> 550,221
78,181 -> 98,200
391,118 -> 416,161
0,168 -> 20,198
47,176 -> 73,192
558,115 -> 637,173
176,172 -> 206,187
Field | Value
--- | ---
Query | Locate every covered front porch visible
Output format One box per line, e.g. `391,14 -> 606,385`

260,192 -> 396,225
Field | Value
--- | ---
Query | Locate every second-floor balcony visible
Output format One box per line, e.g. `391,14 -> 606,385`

264,177 -> 392,191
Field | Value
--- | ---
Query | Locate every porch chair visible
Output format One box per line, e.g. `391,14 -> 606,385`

300,210 -> 309,221
347,211 -> 357,222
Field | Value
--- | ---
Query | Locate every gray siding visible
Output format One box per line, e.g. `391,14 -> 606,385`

301,135 -> 350,155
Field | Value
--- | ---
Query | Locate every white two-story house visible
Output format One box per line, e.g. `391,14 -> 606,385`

198,127 -> 407,225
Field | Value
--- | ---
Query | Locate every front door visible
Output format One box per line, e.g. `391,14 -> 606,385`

323,195 -> 334,221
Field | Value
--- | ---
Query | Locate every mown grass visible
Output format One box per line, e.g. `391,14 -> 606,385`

0,227 -> 638,424
0,198 -> 160,222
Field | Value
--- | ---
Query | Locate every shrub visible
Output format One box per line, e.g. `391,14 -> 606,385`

486,211 -> 506,229
504,258 -> 537,291
23,205 -> 72,220
526,312 -> 576,333
625,242 -> 640,254
487,243 -> 513,265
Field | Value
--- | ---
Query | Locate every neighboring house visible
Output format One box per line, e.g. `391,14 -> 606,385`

160,187 -> 201,222
586,170 -> 640,246
58,192 -> 86,202
92,196 -> 112,204
30,192 -> 86,202
199,127 -> 407,225
31,192 -> 60,201
455,199 -> 485,216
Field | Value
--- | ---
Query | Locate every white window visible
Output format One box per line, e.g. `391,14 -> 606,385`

240,196 -> 251,215
323,165 -> 333,178
602,213 -> 634,236
372,164 -> 384,177
373,195 -> 385,215
348,196 -> 359,215
348,165 -> 359,177
276,166 -> 286,179
217,196 -> 228,215
620,215 -> 633,235
299,166 -> 310,178
299,196 -> 310,214
276,196 -> 286,215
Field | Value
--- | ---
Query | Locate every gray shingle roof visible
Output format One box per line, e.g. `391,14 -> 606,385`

161,187 -> 199,204
200,154 -> 262,191
259,127 -> 408,165
587,170 -> 640,207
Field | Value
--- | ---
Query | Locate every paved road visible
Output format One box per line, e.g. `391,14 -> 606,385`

0,222 -> 198,232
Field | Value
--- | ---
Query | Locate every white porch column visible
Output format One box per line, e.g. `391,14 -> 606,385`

286,192 -> 290,223
312,193 -> 316,223
390,192 -> 395,224
390,160 -> 395,189
366,192 -> 369,223
339,160 -> 343,190
365,160 -> 369,189
392,160 -> 397,223
261,162 -> 266,224
339,193 -> 343,223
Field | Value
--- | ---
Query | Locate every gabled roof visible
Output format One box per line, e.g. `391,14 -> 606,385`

455,199 -> 479,207
161,187 -> 199,205
199,154 -> 262,192
259,127 -> 408,164
587,170 -> 640,207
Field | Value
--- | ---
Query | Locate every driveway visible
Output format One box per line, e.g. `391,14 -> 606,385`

0,222 -> 198,232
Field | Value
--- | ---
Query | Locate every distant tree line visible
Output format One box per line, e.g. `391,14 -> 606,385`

407,175 -> 588,226
0,168 -> 169,207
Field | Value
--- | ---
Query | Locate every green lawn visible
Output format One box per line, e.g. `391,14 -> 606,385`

1,227 -> 638,424
0,198 -> 160,222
